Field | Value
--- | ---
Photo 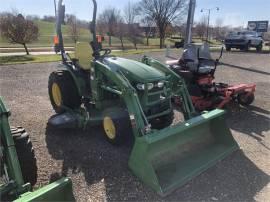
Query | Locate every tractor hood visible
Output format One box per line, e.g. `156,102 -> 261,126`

104,57 -> 165,82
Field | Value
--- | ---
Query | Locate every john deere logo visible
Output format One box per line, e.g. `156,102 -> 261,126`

248,22 -> 257,30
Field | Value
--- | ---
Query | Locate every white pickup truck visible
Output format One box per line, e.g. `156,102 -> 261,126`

224,31 -> 263,52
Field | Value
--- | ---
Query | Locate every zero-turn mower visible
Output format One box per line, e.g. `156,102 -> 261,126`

0,97 -> 75,201
167,43 -> 256,111
48,0 -> 238,196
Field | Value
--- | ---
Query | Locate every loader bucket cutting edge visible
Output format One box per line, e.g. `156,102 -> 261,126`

14,178 -> 75,202
128,109 -> 238,196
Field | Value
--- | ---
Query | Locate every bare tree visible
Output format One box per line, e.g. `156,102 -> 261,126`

115,17 -> 127,50
139,0 -> 188,48
142,16 -> 155,46
213,18 -> 223,41
124,2 -> 141,49
98,8 -> 120,46
0,13 -> 39,55
42,15 -> 55,22
67,14 -> 80,43
195,16 -> 208,40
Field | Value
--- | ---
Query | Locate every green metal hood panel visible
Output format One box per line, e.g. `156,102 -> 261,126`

104,57 -> 165,82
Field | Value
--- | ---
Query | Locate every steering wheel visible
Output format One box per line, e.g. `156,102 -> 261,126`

100,48 -> 111,56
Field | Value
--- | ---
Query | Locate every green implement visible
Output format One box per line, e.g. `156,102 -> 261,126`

0,96 -> 75,201
129,109 -> 238,195
14,178 -> 74,202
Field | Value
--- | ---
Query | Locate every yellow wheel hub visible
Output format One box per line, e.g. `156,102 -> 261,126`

52,83 -> 62,107
103,116 -> 116,140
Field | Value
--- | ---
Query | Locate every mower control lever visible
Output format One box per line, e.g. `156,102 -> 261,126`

218,46 -> 224,61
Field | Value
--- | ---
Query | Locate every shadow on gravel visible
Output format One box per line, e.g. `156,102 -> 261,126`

45,120 -> 269,201
221,62 -> 270,76
227,104 -> 270,150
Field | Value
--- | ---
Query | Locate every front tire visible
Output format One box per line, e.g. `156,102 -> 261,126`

102,110 -> 132,145
11,126 -> 37,186
48,70 -> 81,113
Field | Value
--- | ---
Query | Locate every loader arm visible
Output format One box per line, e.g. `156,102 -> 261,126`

94,60 -> 150,137
141,56 -> 196,119
0,97 -> 28,196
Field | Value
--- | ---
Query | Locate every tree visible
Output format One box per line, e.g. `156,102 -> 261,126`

195,16 -> 208,40
124,2 -> 141,49
139,0 -> 188,48
67,14 -> 80,43
98,8 -> 120,46
115,18 -> 127,50
213,18 -> 224,41
42,15 -> 55,22
0,13 -> 39,55
142,16 -> 155,46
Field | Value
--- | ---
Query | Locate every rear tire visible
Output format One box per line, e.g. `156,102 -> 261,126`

48,70 -> 81,113
11,126 -> 37,186
237,92 -> 255,106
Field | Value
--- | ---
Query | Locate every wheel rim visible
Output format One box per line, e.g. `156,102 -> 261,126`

103,116 -> 116,140
52,83 -> 62,107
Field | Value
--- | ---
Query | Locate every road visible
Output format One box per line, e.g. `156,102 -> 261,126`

0,50 -> 269,201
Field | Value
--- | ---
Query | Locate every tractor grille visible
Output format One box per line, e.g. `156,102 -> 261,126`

225,39 -> 245,43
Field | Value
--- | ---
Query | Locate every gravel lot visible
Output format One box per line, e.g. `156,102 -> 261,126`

0,50 -> 269,201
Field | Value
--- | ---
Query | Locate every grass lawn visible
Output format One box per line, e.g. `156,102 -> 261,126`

0,55 -> 62,65
0,49 -> 166,65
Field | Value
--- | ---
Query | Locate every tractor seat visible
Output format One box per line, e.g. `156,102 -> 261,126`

74,42 -> 93,70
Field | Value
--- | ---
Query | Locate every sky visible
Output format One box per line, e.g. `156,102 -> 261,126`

0,0 -> 269,28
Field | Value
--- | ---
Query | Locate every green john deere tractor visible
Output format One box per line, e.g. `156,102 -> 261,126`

48,0 -> 239,196
0,97 -> 75,201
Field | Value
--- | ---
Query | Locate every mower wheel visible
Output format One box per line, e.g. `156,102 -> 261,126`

237,92 -> 255,106
102,110 -> 132,145
150,111 -> 174,130
48,70 -> 81,113
11,126 -> 37,186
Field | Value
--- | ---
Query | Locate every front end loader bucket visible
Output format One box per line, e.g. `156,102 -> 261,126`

15,178 -> 75,202
129,109 -> 238,196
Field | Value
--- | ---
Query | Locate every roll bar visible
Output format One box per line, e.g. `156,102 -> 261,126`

55,0 -> 101,62
90,0 -> 100,59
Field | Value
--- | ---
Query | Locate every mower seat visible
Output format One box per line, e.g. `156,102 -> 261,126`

74,42 -> 93,70
197,60 -> 215,74
182,43 -> 215,74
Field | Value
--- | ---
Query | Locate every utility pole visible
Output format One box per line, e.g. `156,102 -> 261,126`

184,0 -> 196,47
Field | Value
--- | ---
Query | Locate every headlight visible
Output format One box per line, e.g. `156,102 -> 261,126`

157,81 -> 164,88
147,83 -> 154,90
136,83 -> 154,90
136,83 -> 145,90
